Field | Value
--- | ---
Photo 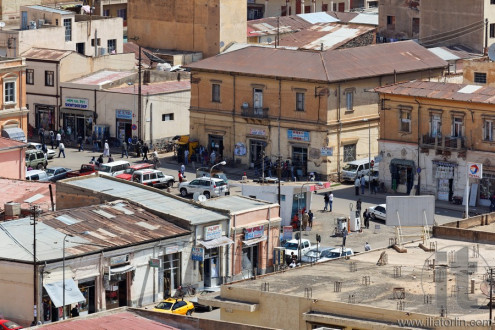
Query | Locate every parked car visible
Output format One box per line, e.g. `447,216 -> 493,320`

25,149 -> 48,170
368,204 -> 386,221
195,166 -> 228,183
28,142 -> 56,159
152,298 -> 195,315
116,163 -> 156,181
283,238 -> 312,263
26,169 -> 49,181
341,158 -> 379,182
317,247 -> 354,262
98,160 -> 130,177
45,167 -> 72,182
66,164 -> 97,178
0,319 -> 22,330
131,169 -> 175,188
300,246 -> 334,263
179,177 -> 229,199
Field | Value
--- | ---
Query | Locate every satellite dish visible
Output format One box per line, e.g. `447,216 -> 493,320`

198,195 -> 207,203
193,192 -> 201,201
488,44 -> 495,62
0,22 -> 5,28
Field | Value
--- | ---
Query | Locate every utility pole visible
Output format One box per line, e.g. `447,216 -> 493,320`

31,205 -> 38,325
490,268 -> 493,325
129,36 -> 142,140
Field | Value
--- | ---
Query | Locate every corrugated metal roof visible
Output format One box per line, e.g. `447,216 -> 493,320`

297,12 -> 339,24
348,13 -> 379,26
0,201 -> 190,263
188,41 -> 447,82
22,48 -> 74,61
375,81 -> 495,104
203,195 -> 273,213
0,178 -> 54,211
69,70 -> 135,85
63,177 -> 229,225
428,47 -> 460,61
0,137 -> 27,150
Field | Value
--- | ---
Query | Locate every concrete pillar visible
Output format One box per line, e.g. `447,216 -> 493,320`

286,0 -> 290,16
265,0 -> 269,17
365,0 -> 369,9
302,0 -> 305,14
346,0 -> 350,11
313,0 -> 316,12
330,1 -> 334,11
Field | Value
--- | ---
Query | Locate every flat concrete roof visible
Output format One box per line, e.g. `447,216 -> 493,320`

224,237 -> 495,320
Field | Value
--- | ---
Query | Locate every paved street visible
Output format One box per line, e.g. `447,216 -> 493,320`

45,145 -> 487,256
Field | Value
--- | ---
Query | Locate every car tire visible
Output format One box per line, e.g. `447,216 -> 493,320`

204,192 -> 210,199
186,309 -> 193,316
168,180 -> 174,188
180,188 -> 188,197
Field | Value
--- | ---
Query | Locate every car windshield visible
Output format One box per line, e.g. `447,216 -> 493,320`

123,168 -> 135,174
155,301 -> 173,310
304,251 -> 319,258
3,321 -> 21,329
99,165 -> 111,173
214,180 -> 227,187
284,242 -> 298,249
157,172 -> 164,178
343,164 -> 359,171
328,252 -> 342,258
46,168 -> 56,175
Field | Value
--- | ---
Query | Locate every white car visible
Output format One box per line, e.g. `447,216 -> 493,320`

179,177 -> 229,199
318,247 -> 354,262
368,204 -> 386,221
300,246 -> 334,263
28,142 -> 56,159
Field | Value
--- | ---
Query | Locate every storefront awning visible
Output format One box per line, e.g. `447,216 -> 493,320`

1,127 -> 26,142
43,279 -> 86,308
60,108 -> 93,116
242,236 -> 267,246
389,158 -> 415,173
109,264 -> 135,275
198,236 -> 234,249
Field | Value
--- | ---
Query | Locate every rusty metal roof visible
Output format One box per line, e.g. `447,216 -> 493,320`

277,22 -> 375,51
187,41 -> 447,82
21,47 -> 74,61
0,178 -> 54,212
0,201 -> 190,262
375,81 -> 495,104
248,15 -> 312,37
0,137 -> 27,150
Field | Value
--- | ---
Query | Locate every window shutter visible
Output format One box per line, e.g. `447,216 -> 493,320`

461,124 -> 465,137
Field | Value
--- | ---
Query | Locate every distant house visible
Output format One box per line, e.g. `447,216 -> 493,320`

186,41 -> 447,181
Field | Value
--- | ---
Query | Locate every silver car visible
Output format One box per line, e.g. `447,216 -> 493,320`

300,247 -> 334,263
368,204 -> 386,221
179,177 -> 229,199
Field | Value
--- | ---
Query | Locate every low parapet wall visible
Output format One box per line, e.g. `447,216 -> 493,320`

433,212 -> 495,244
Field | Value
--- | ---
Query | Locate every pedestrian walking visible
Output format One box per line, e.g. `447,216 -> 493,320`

38,127 -> 45,144
371,177 -> 377,194
142,143 -> 149,161
329,191 -> 334,212
49,130 -> 55,149
360,175 -> 366,194
178,170 -> 185,183
92,132 -> 99,152
356,198 -> 362,213
57,142 -> 65,158
342,228 -> 347,247
103,140 -> 110,157
180,163 -> 185,176
77,135 -> 84,152
302,211 -> 309,231
354,176 -> 360,195
363,209 -> 370,229
121,141 -> 128,158
308,210 -> 313,227
323,193 -> 330,211
56,132 -> 61,148
210,150 -> 216,165
184,149 -> 189,165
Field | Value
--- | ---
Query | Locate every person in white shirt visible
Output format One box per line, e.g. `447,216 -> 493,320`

364,242 -> 371,251
329,191 -> 334,212
57,142 -> 65,158
354,177 -> 360,195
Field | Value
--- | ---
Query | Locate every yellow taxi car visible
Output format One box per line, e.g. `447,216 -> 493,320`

152,298 -> 195,315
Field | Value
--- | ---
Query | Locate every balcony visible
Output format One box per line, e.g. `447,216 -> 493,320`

421,134 -> 466,151
241,106 -> 269,119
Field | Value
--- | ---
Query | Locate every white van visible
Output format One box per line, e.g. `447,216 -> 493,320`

341,158 -> 378,182
26,169 -> 49,181
98,160 -> 130,177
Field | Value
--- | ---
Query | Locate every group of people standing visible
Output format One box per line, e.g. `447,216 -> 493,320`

354,175 -> 378,195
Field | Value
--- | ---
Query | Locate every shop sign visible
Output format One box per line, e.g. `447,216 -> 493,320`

282,226 -> 293,240
64,97 -> 89,109
244,225 -> 264,240
249,128 -> 266,136
234,142 -> 247,156
320,147 -> 333,156
468,163 -> 483,179
288,130 -> 310,142
165,245 -> 179,254
149,258 -> 160,268
204,224 -> 222,241
116,109 -> 132,120
110,254 -> 129,266
191,247 -> 204,261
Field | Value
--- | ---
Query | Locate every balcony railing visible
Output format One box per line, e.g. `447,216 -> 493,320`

241,106 -> 269,119
421,134 -> 466,150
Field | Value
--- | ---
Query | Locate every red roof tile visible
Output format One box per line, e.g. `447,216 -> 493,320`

0,137 -> 27,150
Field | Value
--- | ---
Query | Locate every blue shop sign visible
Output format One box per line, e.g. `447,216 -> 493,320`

288,130 -> 310,142
191,247 -> 204,261
116,109 -> 133,120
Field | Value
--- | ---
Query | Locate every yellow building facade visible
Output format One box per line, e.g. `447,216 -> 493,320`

376,81 -> 495,206
0,58 -> 28,142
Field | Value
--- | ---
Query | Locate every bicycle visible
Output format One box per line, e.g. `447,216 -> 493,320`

173,284 -> 196,298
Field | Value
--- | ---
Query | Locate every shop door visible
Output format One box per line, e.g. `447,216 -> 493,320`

88,286 -> 96,313
208,135 -> 224,159
203,257 -> 220,287
292,146 -> 308,179
250,140 -> 266,167
338,2 -> 345,11
118,279 -> 127,307
296,0 -> 302,14
76,117 -> 85,139
241,246 -> 258,278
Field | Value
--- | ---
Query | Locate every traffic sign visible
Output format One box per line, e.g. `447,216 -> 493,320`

417,167 -> 421,174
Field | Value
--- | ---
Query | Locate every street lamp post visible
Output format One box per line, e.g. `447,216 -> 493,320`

62,233 -> 74,320
210,160 -> 227,189
363,118 -> 371,194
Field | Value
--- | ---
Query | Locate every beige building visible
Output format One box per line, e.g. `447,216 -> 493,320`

94,0 -> 128,26
375,80 -> 495,206
0,0 -> 75,21
0,5 -> 123,58
186,41 -> 446,181
22,48 -> 135,136
127,0 -> 247,58
379,0 -> 495,54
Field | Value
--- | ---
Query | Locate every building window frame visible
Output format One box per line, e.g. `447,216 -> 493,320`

343,143 -> 356,162
474,72 -> 487,84
483,117 -> 495,141
344,88 -> 354,111
212,83 -> 220,102
451,116 -> 464,137
296,92 -> 305,111
107,39 -> 117,54
399,108 -> 412,133
3,78 -> 16,104
63,18 -> 72,42
162,113 -> 174,121
26,69 -> 34,85
45,71 -> 54,87
430,113 -> 442,137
